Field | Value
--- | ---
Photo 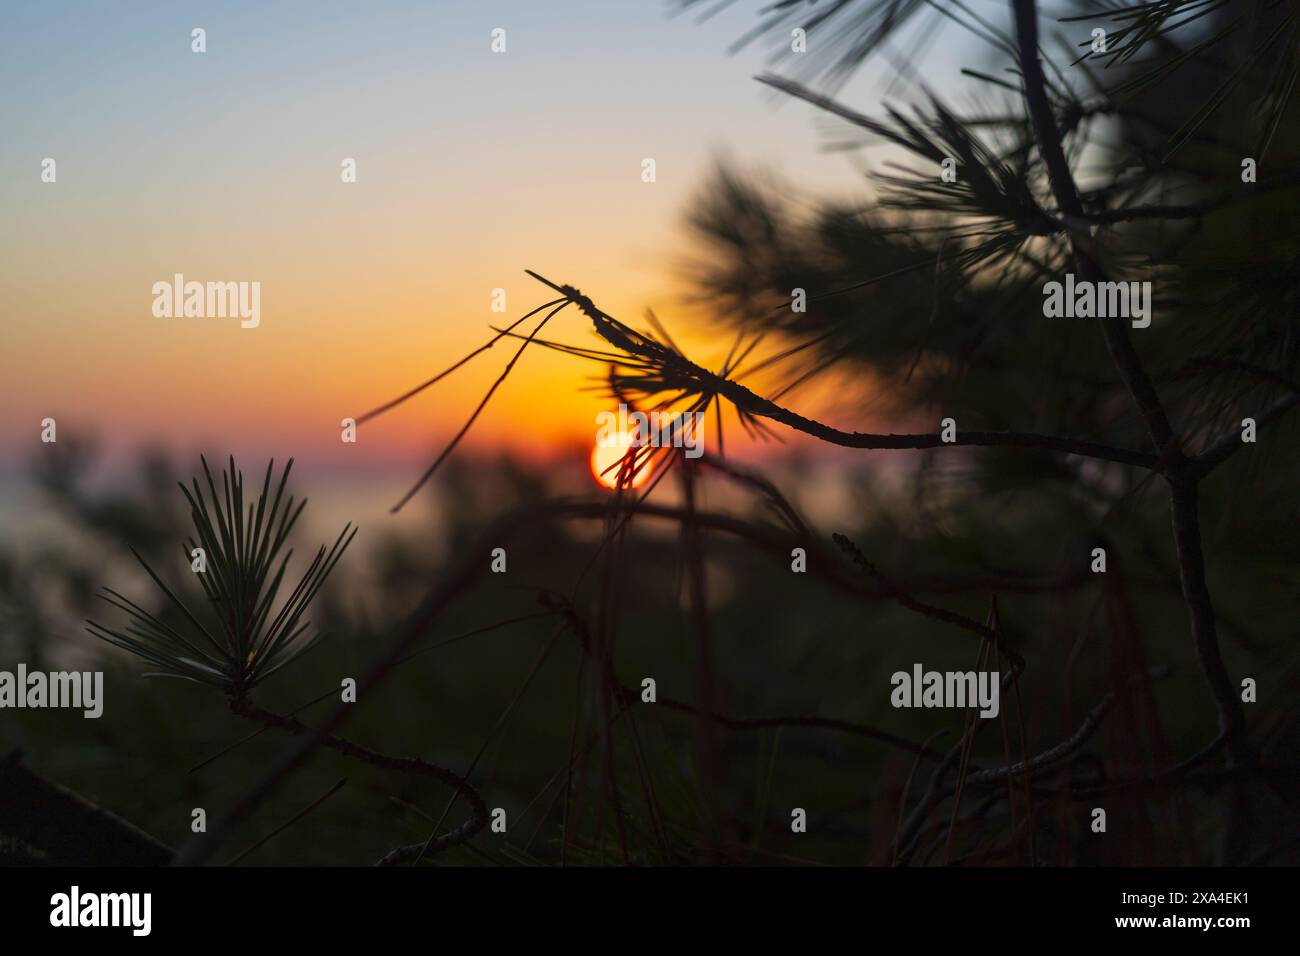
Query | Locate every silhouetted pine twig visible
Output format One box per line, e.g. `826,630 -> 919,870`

87,457 -> 489,864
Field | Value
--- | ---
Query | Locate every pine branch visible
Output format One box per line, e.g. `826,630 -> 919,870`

1013,0 -> 1254,862
526,271 -> 1159,469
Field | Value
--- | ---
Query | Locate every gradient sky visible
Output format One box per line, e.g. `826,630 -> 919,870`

1,1 -> 984,479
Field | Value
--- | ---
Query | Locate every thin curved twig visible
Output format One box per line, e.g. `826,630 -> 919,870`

230,697 -> 488,863
538,589 -> 941,761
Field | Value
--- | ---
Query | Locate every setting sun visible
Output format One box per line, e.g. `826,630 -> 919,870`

591,431 -> 653,490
